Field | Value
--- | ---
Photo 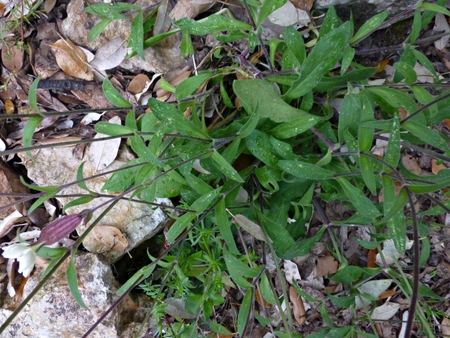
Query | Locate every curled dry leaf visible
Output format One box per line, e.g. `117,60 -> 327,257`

91,225 -> 128,252
50,38 -> 94,80
127,73 -> 150,95
289,286 -> 306,325
89,37 -> 127,71
88,116 -> 121,171
0,210 -> 23,237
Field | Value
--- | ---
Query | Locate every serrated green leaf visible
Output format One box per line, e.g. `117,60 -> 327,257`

350,11 -> 389,44
278,160 -> 335,180
102,77 -> 131,107
336,177 -> 381,218
67,254 -> 88,309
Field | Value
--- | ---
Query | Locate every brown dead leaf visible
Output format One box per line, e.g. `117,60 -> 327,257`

289,0 -> 314,12
1,43 -> 23,72
379,289 -> 397,300
91,225 -> 128,252
88,116 -> 121,171
367,248 -> 377,268
255,287 -> 271,308
432,159 -> 448,174
170,0 -> 217,20
402,154 -> 422,175
50,38 -> 93,80
441,317 -> 450,336
127,74 -> 150,95
315,255 -> 338,277
289,286 -> 306,325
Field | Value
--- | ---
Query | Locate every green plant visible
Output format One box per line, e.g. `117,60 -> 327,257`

3,0 -> 450,336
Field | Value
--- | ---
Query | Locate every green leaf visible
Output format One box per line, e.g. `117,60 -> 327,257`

28,188 -> 59,214
166,188 -> 221,243
283,25 -> 305,66
278,160 -> 335,180
175,15 -> 252,35
212,151 -> 244,182
215,199 -> 239,254
420,237 -> 430,267
238,106 -> 260,138
382,176 -> 406,254
245,130 -> 279,167
234,79 -> 311,123
385,114 -> 401,168
102,77 -> 131,107
271,115 -> 321,139
36,246 -> 67,259
394,61 -> 417,85
63,196 -> 94,212
319,6 -> 341,38
180,31 -> 194,57
238,289 -> 253,337
312,67 -> 377,92
259,211 -> 296,257
130,133 -> 161,166
117,265 -> 155,296
95,122 -> 133,136
285,22 -> 351,101
89,19 -> 112,42
23,116 -> 43,158
338,92 -> 361,143
258,0 -> 288,25
418,2 -> 450,16
367,87 -> 418,115
175,72 -> 212,101
149,98 -> 210,138
129,10 -> 144,59
209,321 -> 232,335
67,254 -> 88,309
331,266 -> 380,284
260,273 -> 277,305
223,249 -> 260,289
336,177 -> 381,218
402,119 -> 448,151
284,225 -> 327,258
360,155 -> 376,195
340,47 -> 355,75
29,76 -> 41,115
350,11 -> 389,44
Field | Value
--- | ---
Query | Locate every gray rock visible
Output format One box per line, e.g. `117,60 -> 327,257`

0,253 -> 149,337
60,0 -> 186,73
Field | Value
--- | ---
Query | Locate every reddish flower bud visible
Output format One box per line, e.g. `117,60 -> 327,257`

37,214 -> 82,246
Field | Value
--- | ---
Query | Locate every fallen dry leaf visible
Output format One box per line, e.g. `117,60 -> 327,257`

1,43 -> 23,72
91,225 -> 128,252
170,0 -> 216,20
315,254 -> 338,277
432,159 -> 447,174
89,37 -> 127,71
88,116 -> 121,171
232,214 -> 267,242
127,74 -> 150,95
402,154 -> 421,175
50,38 -> 94,80
290,0 -> 314,12
289,286 -> 306,325
441,317 -> 450,336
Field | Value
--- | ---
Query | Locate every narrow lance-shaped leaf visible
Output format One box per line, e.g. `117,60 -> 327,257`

350,11 -> 389,44
278,160 -> 335,180
385,113 -> 401,168
23,116 -> 43,159
360,155 -> 377,196
336,177 -> 381,218
238,289 -> 254,337
129,10 -> 144,59
67,252 -> 88,309
102,76 -> 131,107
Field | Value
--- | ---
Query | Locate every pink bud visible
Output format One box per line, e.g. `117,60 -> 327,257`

37,214 -> 82,246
